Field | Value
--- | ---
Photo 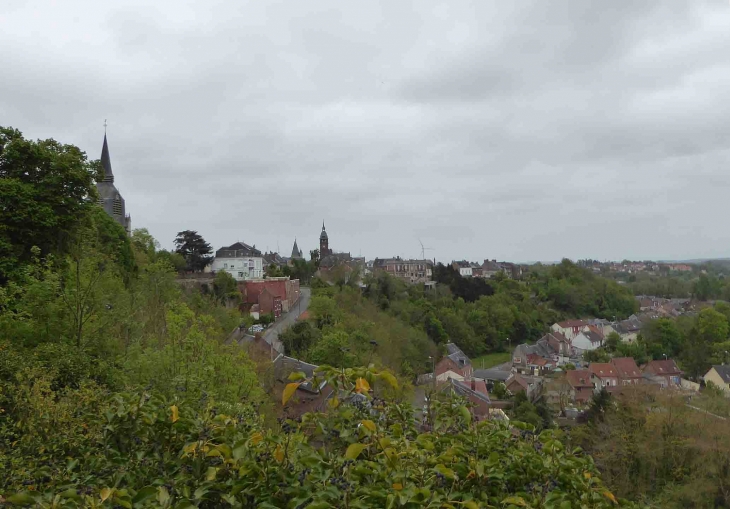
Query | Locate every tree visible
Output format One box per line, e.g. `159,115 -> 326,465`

173,230 -> 213,272
280,321 -> 321,357
212,271 -> 240,306
605,331 -> 621,352
310,249 -> 320,267
0,126 -> 99,282
583,348 -> 611,363
641,318 -> 684,359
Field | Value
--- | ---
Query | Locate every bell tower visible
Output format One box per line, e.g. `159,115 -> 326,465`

319,221 -> 330,256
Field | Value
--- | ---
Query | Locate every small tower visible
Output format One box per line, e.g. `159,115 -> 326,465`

320,221 -> 331,256
290,238 -> 303,259
96,130 -> 131,234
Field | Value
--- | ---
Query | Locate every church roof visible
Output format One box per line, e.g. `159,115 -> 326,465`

100,134 -> 114,183
291,239 -> 302,258
320,221 -> 328,241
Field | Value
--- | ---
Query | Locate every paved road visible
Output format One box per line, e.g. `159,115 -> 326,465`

264,287 -> 311,354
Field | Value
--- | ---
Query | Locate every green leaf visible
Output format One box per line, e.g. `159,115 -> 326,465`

435,464 -> 456,480
501,496 -> 527,506
6,493 -> 38,506
288,371 -> 306,381
345,443 -> 367,460
157,486 -> 170,506
379,371 -> 399,389
131,486 -> 157,504
458,405 -> 472,423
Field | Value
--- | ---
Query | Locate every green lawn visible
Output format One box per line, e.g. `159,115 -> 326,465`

470,352 -> 512,370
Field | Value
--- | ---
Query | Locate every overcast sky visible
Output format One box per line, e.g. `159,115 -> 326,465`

2,1 -> 730,263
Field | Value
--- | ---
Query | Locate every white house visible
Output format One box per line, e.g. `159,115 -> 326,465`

551,320 -> 589,341
572,329 -> 604,355
212,242 -> 264,281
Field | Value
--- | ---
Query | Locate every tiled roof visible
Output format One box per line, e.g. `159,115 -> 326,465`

566,369 -> 593,388
445,379 -> 491,404
589,363 -> 617,378
556,319 -> 588,328
582,330 -> 604,344
274,356 -> 323,394
611,357 -> 642,378
710,365 -> 730,383
644,359 -> 682,376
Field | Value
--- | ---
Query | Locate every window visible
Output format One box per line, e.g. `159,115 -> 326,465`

238,272 -> 244,278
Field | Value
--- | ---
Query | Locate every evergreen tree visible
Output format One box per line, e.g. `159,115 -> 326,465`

173,230 -> 213,272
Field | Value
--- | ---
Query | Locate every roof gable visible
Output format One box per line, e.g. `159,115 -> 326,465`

589,363 -> 617,378
710,365 -> 730,383
566,369 -> 593,388
611,357 -> 642,378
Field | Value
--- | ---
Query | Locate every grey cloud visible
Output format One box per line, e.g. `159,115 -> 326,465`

2,0 -> 730,263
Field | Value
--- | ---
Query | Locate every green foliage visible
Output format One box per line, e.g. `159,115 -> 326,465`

0,127 -> 99,282
572,386 -> 730,507
1,368 -> 634,509
212,271 -> 240,306
640,318 -> 683,360
173,230 -> 213,272
280,321 -> 321,357
583,349 -> 611,363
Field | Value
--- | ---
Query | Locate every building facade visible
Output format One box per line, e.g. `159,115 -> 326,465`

372,257 -> 433,283
96,133 -> 131,234
242,277 -> 301,314
212,242 -> 264,280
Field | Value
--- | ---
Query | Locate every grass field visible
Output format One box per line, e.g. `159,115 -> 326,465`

470,352 -> 511,370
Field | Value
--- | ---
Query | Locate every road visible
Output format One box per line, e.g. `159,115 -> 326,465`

264,287 -> 311,354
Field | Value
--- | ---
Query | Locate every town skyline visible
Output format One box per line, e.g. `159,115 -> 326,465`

3,1 -> 730,263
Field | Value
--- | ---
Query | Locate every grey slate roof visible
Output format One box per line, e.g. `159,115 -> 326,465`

473,368 -> 510,382
273,356 -> 323,393
445,343 -> 471,367
320,222 -> 328,240
446,379 -> 491,404
95,134 -> 130,232
216,242 -> 262,258
290,239 -> 303,259
710,365 -> 730,383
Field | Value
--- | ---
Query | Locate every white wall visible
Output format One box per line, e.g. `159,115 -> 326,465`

459,267 -> 473,277
572,332 -> 600,353
211,257 -> 264,281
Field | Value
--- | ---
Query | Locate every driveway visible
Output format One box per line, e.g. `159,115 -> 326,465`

264,287 -> 311,354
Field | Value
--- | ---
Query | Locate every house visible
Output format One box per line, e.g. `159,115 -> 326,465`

212,242 -> 264,281
587,318 -> 616,338
512,341 -> 556,374
263,251 -> 288,269
505,373 -> 543,402
372,257 -> 433,284
435,343 -> 473,380
703,365 -> 730,394
589,363 -> 619,391
614,317 -> 643,343
572,329 -> 604,355
480,260 -> 503,279
551,320 -> 589,341
611,357 -> 643,385
438,378 -> 491,420
452,260 -> 477,278
242,277 -> 301,317
273,355 -> 334,417
642,359 -> 682,387
565,370 -> 595,405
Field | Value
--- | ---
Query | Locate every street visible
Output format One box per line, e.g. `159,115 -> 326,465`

264,287 -> 311,354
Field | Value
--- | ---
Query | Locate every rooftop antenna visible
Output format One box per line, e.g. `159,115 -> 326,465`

418,238 -> 434,260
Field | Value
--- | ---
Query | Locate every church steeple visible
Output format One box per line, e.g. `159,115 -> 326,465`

319,221 -> 330,256
100,134 -> 114,183
96,129 -> 131,234
291,238 -> 302,259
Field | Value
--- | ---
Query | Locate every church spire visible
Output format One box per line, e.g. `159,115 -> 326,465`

322,221 -> 326,231
100,133 -> 114,183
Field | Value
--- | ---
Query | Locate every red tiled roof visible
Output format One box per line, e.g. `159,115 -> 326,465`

557,319 -> 588,328
587,325 -> 604,338
589,363 -> 617,378
611,357 -> 642,378
566,369 -> 593,388
526,354 -> 550,366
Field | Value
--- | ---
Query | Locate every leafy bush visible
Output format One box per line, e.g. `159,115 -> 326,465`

1,367 -> 638,508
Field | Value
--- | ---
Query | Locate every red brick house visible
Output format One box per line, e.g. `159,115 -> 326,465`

611,357 -> 643,385
643,359 -> 682,387
434,343 -> 473,380
241,277 -> 300,317
566,369 -> 595,405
